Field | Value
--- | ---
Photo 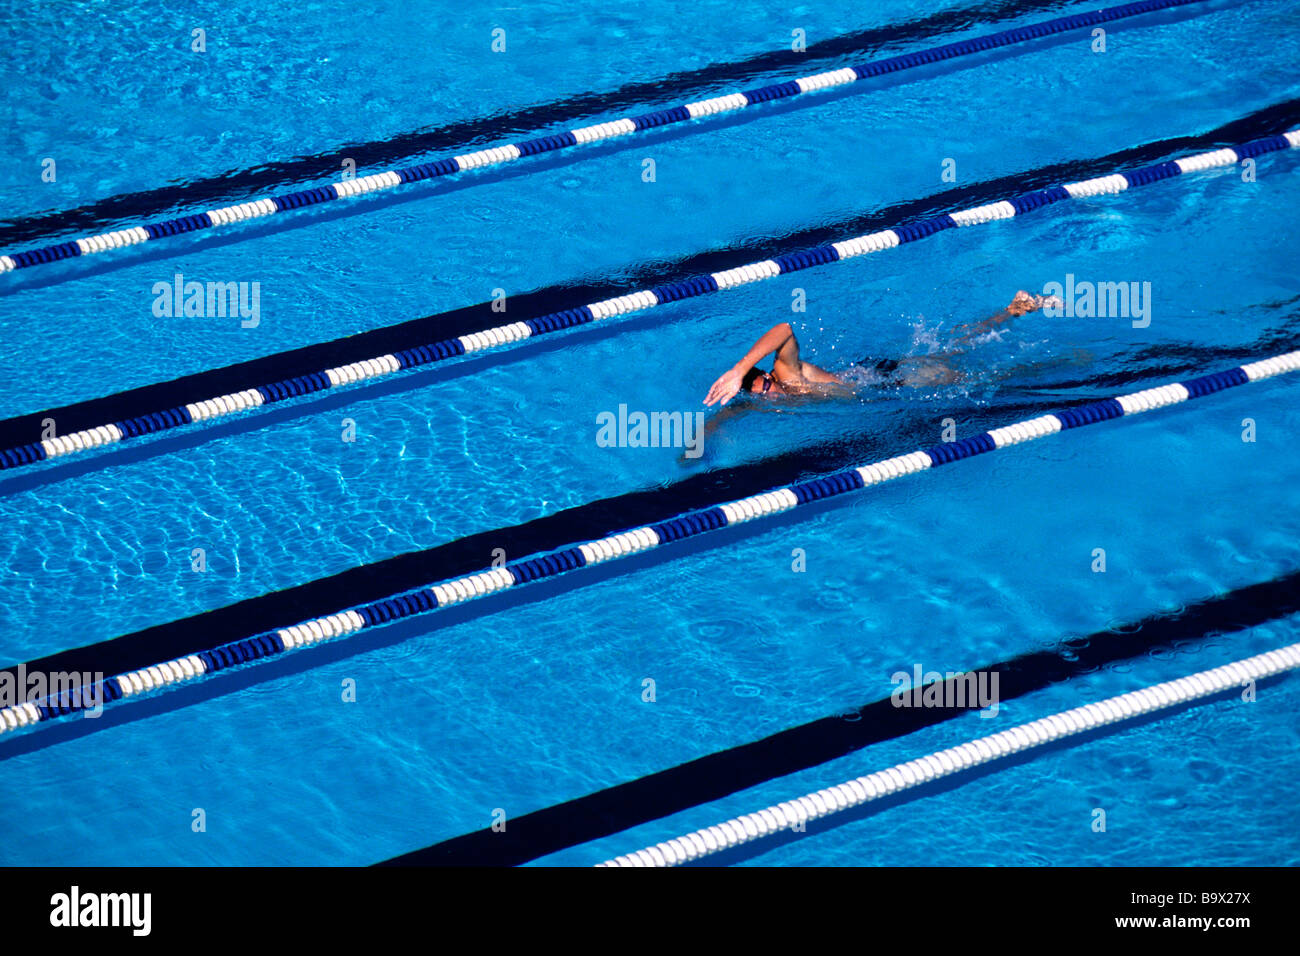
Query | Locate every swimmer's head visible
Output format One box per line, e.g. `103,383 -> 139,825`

742,367 -> 777,395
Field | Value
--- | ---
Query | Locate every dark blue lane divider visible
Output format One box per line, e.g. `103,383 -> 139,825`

0,0 -> 1213,275
6,343 -> 1294,736
0,0 -> 1086,250
0,386 -> 1133,691
378,568 -> 1300,866
2,96 -> 1295,458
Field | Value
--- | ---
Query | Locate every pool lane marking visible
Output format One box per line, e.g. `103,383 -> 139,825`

0,386 -> 1144,694
600,640 -> 1300,866
2,350 -> 1297,735
383,567 -> 1300,866
9,100 -> 1296,454
0,0 -> 1210,276
2,126 -> 1296,475
0,0 -> 1098,253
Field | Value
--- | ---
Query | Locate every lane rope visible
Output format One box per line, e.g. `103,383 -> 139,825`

3,126 -> 1296,475
3,349 -> 1296,736
0,0 -> 1129,252
0,0 -> 1208,276
598,641 -> 1300,866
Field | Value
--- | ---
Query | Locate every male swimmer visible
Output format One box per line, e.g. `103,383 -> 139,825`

702,291 -> 1059,407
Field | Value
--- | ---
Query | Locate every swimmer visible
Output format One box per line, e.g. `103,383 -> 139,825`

702,290 -> 1061,406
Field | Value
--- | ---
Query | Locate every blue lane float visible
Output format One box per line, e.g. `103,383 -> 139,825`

5,104 -> 1293,454
3,126 -> 1297,475
0,0 -> 1210,277
0,0 -> 1171,254
3,349 -> 1297,735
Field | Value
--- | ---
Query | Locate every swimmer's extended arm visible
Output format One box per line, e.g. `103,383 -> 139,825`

704,323 -> 800,406
696,402 -> 748,448
944,307 -> 1014,353
945,291 -> 1060,353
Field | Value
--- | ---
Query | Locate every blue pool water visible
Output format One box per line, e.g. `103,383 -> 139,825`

1,0 -> 1298,866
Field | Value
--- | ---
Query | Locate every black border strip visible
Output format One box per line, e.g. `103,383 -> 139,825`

379,567 -> 1300,866
2,96 -> 1296,450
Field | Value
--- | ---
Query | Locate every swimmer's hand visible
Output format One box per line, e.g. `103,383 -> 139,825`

704,366 -> 745,407
1007,290 -> 1039,315
1008,291 -> 1065,316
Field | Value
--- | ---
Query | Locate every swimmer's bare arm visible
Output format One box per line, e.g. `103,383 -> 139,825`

797,360 -> 846,385
944,291 -> 1061,354
946,308 -> 1013,352
704,322 -> 802,406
